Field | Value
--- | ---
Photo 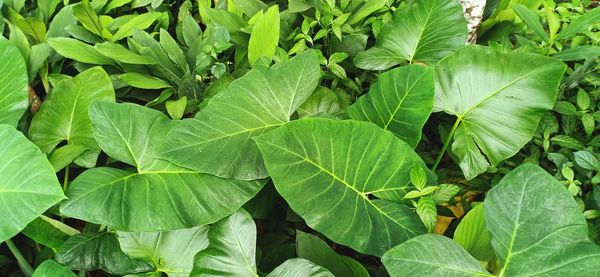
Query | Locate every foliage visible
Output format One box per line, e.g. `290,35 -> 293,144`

0,0 -> 599,276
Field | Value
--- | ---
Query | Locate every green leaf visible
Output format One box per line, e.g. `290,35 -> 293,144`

47,5 -> 78,38
232,0 -> 267,17
513,4 -> 550,43
248,5 -> 280,64
48,37 -> 114,65
55,232 -> 155,275
354,0 -> 467,70
29,67 -> 115,159
435,46 -> 566,179
192,210 -> 258,276
453,204 -> 493,261
486,163 -> 600,275
22,215 -> 79,250
60,102 -> 266,231
32,260 -> 77,277
574,150 -> 600,171
296,231 -> 369,277
95,41 -> 156,64
347,0 -> 388,25
348,65 -> 433,147
255,118 -> 426,256
552,46 -> 600,61
556,7 -> 600,41
117,73 -> 172,89
161,50 -> 321,180
112,12 -> 162,41
430,184 -> 460,204
382,234 -> 490,277
267,258 -> 334,277
0,125 -> 65,242
416,197 -> 436,233
73,0 -> 112,39
48,144 -> 89,172
297,87 -> 349,118
166,96 -> 187,120
0,39 -> 28,127
117,226 -> 209,277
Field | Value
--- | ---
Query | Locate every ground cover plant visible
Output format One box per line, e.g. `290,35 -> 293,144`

0,0 -> 600,276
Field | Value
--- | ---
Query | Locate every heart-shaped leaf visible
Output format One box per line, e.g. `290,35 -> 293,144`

435,46 -> 566,179
0,124 -> 65,242
29,67 -> 115,166
347,65 -> 434,147
381,163 -> 600,276
255,118 -> 426,256
0,40 -> 28,127
354,0 -> 467,70
55,232 -> 155,275
117,226 -> 209,277
60,102 -> 265,231
161,50 -> 321,180
192,210 -> 258,276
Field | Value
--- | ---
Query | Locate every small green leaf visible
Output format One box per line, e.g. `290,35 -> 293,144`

48,37 -> 114,64
416,197 -> 437,233
112,12 -> 162,41
166,96 -> 187,120
453,204 -> 493,261
118,73 -> 172,89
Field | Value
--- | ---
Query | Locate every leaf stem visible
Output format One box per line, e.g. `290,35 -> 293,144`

432,118 -> 461,171
63,165 -> 70,191
5,239 -> 34,277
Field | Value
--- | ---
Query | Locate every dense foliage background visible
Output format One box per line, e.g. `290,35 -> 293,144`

1,0 -> 600,276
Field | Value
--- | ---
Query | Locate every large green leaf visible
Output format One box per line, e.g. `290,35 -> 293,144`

486,163 -> 600,276
266,258 -> 334,277
0,39 -> 28,127
55,232 -> 155,275
382,235 -> 490,277
32,260 -> 77,277
29,67 -> 115,163
0,125 -> 65,242
22,215 -> 79,250
354,0 -> 467,70
191,210 -> 258,276
161,50 -> 321,180
453,204 -> 493,261
255,118 -> 426,256
296,231 -> 368,277
347,65 -> 434,147
117,226 -> 209,277
381,163 -> 600,276
60,102 -> 265,231
435,46 -> 566,179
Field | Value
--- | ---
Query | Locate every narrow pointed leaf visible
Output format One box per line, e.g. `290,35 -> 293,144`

0,40 -> 28,127
0,125 -> 65,242
161,50 -> 321,180
347,65 -> 434,147
192,210 -> 258,276
435,46 -> 566,179
354,0 -> 467,70
255,118 -> 426,256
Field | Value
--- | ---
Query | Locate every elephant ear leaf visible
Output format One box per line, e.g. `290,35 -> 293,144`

267,258 -> 334,277
0,40 -> 28,127
0,125 -> 65,242
192,210 -> 258,276
60,102 -> 265,231
354,0 -> 467,70
382,234 -> 490,277
486,163 -> 600,276
255,118 -> 426,256
347,65 -> 434,148
381,163 -> 600,276
435,46 -> 566,179
161,50 -> 321,180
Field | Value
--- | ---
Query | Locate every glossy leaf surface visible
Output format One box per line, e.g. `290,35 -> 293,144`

0,40 -> 28,127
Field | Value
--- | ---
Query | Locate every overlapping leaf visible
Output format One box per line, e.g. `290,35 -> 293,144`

267,259 -> 334,277
435,46 -> 566,179
0,125 -> 65,242
161,50 -> 321,180
381,163 -> 600,276
60,102 -> 265,231
347,65 -> 434,147
0,40 -> 28,127
255,118 -> 426,256
354,0 -> 467,70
